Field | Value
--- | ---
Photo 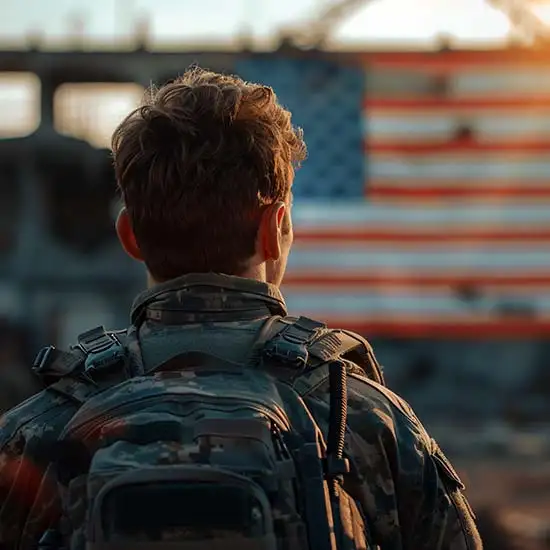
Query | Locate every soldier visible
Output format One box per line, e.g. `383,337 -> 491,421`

0,68 -> 482,550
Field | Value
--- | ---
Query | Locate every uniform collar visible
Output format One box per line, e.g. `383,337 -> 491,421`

130,272 -> 287,326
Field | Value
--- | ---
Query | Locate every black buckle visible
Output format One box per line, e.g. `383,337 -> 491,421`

32,345 -> 87,384
262,316 -> 324,368
264,339 -> 309,368
78,326 -> 116,355
77,326 -> 126,375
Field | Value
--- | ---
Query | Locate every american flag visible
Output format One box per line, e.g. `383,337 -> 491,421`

283,50 -> 550,339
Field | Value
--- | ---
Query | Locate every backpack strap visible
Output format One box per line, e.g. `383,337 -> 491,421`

292,358 -> 358,398
246,315 -> 285,367
260,316 -> 385,396
308,329 -> 385,386
32,325 -> 130,404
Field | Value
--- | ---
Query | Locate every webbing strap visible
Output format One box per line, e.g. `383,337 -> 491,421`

33,326 -> 131,403
308,330 -> 385,386
258,315 -> 385,396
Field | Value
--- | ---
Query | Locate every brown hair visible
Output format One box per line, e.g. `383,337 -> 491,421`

111,67 -> 306,281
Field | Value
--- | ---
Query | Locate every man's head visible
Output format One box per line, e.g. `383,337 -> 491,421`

112,67 -> 306,288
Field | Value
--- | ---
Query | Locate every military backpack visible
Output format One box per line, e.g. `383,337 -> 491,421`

33,315 -> 385,550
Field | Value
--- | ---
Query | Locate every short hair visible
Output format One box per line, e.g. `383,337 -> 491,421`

111,67 -> 307,281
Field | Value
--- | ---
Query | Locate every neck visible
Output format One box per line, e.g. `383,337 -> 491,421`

239,263 -> 266,283
146,272 -> 157,289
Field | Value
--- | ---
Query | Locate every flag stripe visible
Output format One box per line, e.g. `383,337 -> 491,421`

294,228 -> 550,244
282,291 -> 547,313
366,186 -> 550,201
283,273 -> 550,287
292,204 -> 550,224
283,282 -> 550,296
289,318 -> 550,339
364,97 -> 550,109
367,141 -> 550,153
365,112 -> 550,137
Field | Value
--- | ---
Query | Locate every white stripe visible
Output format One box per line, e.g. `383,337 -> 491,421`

292,202 -> 550,225
369,159 -> 550,180
365,112 -> 550,140
287,247 -> 550,270
452,72 -> 550,95
369,69 -> 550,96
282,292 -> 545,315
371,153 -> 550,164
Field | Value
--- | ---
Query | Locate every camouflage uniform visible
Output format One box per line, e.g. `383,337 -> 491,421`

0,273 -> 482,550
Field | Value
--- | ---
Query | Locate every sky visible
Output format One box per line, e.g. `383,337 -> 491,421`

0,0 -> 541,49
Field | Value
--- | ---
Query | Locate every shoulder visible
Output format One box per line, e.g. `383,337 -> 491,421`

329,328 -> 385,385
344,372 -> 467,501
0,384 -> 79,460
275,317 -> 385,385
0,376 -> 84,550
0,325 -> 129,452
342,374 -> 480,548
304,359 -> 438,485
345,371 -> 433,451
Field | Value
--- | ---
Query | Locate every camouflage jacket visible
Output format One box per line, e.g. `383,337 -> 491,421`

0,273 -> 482,550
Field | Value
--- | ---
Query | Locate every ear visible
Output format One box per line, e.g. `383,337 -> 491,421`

257,202 -> 286,262
115,207 -> 143,262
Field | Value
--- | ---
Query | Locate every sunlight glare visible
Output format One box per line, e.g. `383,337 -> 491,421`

532,2 -> 550,25
54,83 -> 144,148
0,73 -> 41,138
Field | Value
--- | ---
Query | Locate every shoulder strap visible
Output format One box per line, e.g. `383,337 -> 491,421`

32,325 -> 131,404
295,329 -> 385,399
260,316 -> 385,397
309,329 -> 385,386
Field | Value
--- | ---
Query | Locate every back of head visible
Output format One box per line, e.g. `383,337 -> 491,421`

112,67 -> 306,281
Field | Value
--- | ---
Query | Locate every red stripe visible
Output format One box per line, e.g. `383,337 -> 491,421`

364,97 -> 550,109
320,318 -> 550,339
368,178 -> 547,188
367,141 -> 550,153
367,186 -> 550,200
362,50 -> 550,70
282,282 -> 550,296
283,274 -> 550,288
294,228 -> 550,244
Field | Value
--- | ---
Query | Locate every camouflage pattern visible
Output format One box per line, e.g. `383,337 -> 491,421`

61,370 -> 309,550
0,273 -> 482,550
